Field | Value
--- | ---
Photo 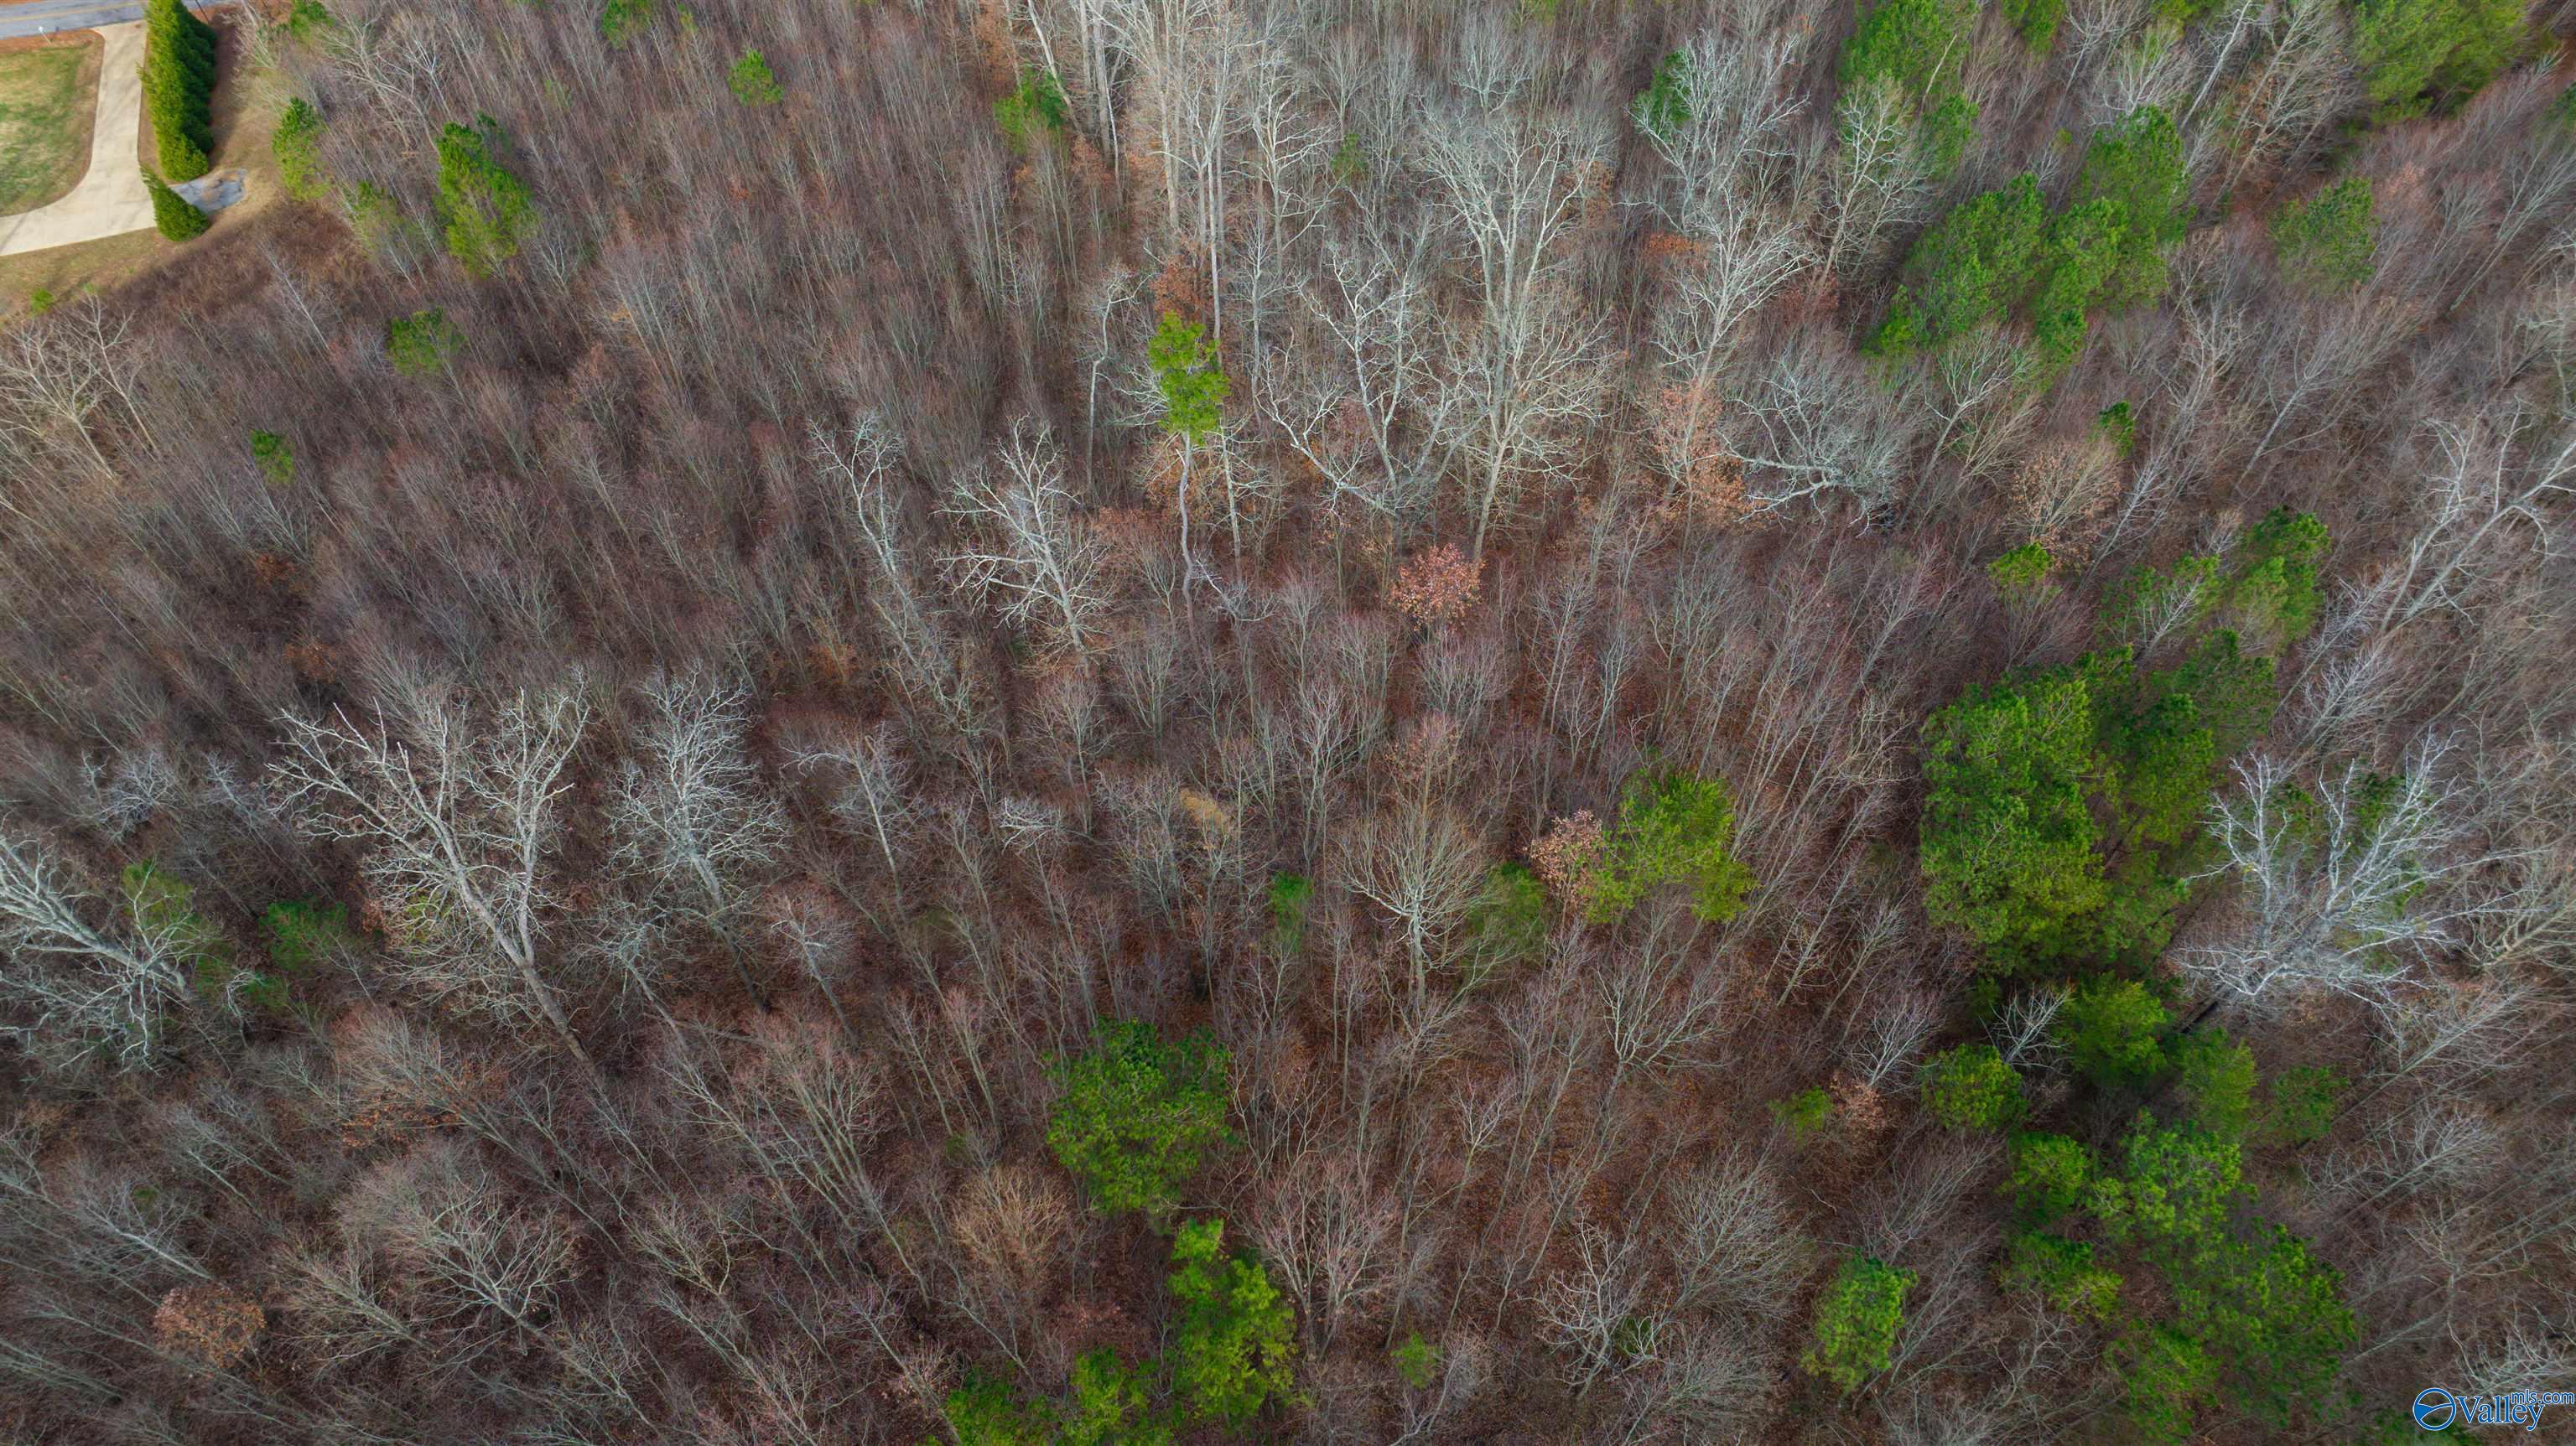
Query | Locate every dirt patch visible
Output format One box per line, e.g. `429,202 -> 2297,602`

0,29 -> 101,214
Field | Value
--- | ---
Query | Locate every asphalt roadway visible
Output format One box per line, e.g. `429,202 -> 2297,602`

0,0 -> 221,41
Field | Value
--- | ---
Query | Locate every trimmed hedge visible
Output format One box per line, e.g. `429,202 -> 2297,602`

143,0 -> 220,183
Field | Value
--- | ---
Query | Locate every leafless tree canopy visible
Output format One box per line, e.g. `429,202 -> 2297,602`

0,0 -> 2571,1442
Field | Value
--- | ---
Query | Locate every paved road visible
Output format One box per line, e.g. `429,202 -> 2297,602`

0,22 -> 153,255
0,1 -> 216,41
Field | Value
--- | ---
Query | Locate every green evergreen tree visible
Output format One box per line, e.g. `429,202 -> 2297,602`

1633,50 -> 1690,143
2070,106 -> 2189,308
1872,175 -> 2048,354
2055,975 -> 2168,1085
2175,1225 -> 2358,1426
2272,176 -> 2377,292
1462,862 -> 1550,984
1919,1042 -> 2026,1129
2116,1325 -> 2217,1444
287,0 -> 335,44
1986,542 -> 2058,610
2097,399 -> 2138,455
2173,1028 -> 2257,1138
1266,872 -> 1313,955
2259,1065 -> 2344,1146
2228,507 -> 2329,646
1918,661 -> 2111,964
1801,1253 -> 1915,1391
2001,1231 -> 2120,1320
1839,0 -> 1980,168
2028,195 -> 2127,376
1576,770 -> 1754,924
1770,1085 -> 1836,1139
1166,1221 -> 1299,1426
728,49 -> 784,106
1147,311 -> 1227,441
1046,1020 -> 1229,1216
2005,1131 -> 2097,1222
1062,1350 -> 1171,1446
144,170 -> 210,241
2349,0 -> 2527,120
599,0 -> 656,46
1390,1332 -> 1441,1389
435,115 -> 536,278
937,1371 -> 1058,1446
994,69 -> 1071,151
2001,0 -> 2065,49
124,862 -> 231,1000
275,97 -> 330,202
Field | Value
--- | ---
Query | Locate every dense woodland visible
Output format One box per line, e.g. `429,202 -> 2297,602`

2,0 -> 2573,1440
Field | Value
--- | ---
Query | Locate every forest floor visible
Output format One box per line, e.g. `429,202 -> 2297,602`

0,7 -> 280,307
0,29 -> 99,214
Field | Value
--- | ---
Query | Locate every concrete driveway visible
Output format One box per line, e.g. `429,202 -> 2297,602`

0,21 -> 150,255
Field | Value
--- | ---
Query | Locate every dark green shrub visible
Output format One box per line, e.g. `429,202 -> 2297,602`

994,68 -> 1070,151
251,430 -> 293,485
599,0 -> 655,45
385,308 -> 464,377
2260,1065 -> 2344,1147
2272,177 -> 2376,292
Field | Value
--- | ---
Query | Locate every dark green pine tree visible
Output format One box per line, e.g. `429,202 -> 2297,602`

143,169 -> 210,241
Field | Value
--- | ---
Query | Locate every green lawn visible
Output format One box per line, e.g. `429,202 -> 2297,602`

0,39 -> 101,215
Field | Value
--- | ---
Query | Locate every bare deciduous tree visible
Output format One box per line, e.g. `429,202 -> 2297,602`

0,827 -> 200,1072
942,423 -> 1111,653
2185,740 -> 2517,1018
607,672 -> 788,1005
270,690 -> 594,1059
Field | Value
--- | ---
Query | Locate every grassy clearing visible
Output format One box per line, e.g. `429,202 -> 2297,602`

3,15 -> 292,317
0,34 -> 103,215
